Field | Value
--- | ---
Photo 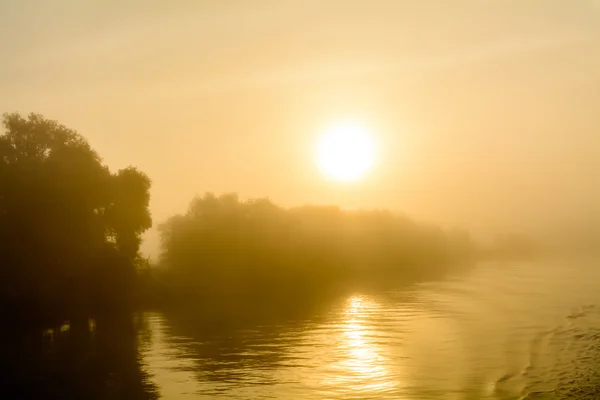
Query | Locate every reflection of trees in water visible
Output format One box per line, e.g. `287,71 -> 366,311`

162,298 -> 333,386
158,284 -> 437,390
0,315 -> 158,399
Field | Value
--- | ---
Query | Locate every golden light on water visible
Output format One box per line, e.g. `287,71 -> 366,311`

343,296 -> 385,378
329,294 -> 397,395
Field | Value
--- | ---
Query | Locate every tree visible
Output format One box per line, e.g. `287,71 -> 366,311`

0,113 -> 152,321
157,193 -> 476,304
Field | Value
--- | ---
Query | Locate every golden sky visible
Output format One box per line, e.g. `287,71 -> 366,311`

1,0 -> 599,254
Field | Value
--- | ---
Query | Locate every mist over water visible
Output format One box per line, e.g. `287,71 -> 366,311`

1,1 -> 599,398
135,258 -> 600,399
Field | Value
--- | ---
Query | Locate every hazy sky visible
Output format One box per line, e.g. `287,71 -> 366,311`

2,0 -> 599,255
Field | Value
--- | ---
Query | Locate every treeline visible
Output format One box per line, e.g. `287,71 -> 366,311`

0,113 -> 152,325
152,193 -> 477,306
0,112 -> 494,325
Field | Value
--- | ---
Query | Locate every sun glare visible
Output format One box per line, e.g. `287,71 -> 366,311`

316,122 -> 376,182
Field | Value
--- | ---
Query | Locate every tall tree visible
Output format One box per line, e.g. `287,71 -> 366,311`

0,113 -> 152,321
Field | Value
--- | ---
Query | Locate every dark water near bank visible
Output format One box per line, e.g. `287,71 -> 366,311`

4,259 -> 600,399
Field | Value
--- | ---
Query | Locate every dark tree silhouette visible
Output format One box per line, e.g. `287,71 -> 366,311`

0,113 -> 152,323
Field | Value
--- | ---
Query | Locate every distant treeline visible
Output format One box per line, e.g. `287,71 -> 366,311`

148,193 -> 477,307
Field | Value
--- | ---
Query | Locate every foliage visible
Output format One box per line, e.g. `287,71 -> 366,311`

158,193 -> 476,302
0,113 -> 152,321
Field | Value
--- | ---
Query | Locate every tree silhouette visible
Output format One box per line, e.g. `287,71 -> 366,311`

0,113 -> 152,323
157,193 -> 476,306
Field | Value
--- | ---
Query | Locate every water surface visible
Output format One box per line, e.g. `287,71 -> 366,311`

140,259 -> 600,399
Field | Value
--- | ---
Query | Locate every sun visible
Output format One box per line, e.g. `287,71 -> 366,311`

316,122 -> 376,182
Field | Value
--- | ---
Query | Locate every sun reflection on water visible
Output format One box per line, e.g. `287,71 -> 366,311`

325,294 -> 398,396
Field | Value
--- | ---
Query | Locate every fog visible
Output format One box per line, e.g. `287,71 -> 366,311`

2,1 -> 600,398
1,1 -> 598,259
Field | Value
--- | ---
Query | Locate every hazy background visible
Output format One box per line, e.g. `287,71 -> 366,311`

2,0 -> 599,257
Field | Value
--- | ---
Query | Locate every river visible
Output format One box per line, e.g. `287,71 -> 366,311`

4,258 -> 600,399
140,258 -> 600,399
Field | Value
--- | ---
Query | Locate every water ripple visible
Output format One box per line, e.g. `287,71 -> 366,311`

141,259 -> 600,399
